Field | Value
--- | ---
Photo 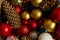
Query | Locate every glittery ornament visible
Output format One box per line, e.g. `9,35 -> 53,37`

31,9 -> 42,20
38,33 -> 54,40
2,1 -> 21,29
17,25 -> 29,35
29,31 -> 38,40
21,11 -> 30,20
44,19 -> 56,32
0,23 -> 12,36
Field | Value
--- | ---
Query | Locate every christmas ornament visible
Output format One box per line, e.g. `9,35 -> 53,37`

28,20 -> 37,30
14,6 -> 21,14
21,20 -> 28,25
21,36 -> 31,40
38,33 -> 54,40
31,9 -> 42,20
21,11 -> 30,20
6,35 -> 19,40
29,31 -> 38,40
11,0 -> 23,6
17,25 -> 29,35
2,1 -> 21,29
44,19 -> 56,32
0,23 -> 12,36
49,8 -> 60,22
31,0 -> 43,7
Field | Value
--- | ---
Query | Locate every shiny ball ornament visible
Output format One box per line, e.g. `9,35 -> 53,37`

22,20 -> 28,25
16,25 -> 29,35
44,19 -> 56,32
6,35 -> 19,40
11,0 -> 23,6
31,0 -> 43,7
31,9 -> 42,20
38,33 -> 54,40
14,6 -> 21,14
0,23 -> 12,36
49,8 -> 60,22
28,20 -> 37,30
29,31 -> 38,40
21,11 -> 30,20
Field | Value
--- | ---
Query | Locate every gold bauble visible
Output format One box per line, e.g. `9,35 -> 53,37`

31,9 -> 42,20
21,11 -> 30,20
11,0 -> 23,6
31,0 -> 43,7
44,19 -> 56,32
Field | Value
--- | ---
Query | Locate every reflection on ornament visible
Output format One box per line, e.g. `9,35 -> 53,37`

44,19 -> 56,32
29,31 -> 38,40
31,0 -> 43,7
38,33 -> 54,40
31,9 -> 42,20
21,11 -> 30,20
6,35 -> 19,40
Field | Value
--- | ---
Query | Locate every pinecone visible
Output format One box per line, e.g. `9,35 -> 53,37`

1,0 -> 21,29
40,0 -> 59,10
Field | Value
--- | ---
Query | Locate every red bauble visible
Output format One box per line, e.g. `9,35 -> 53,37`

49,8 -> 60,22
16,25 -> 29,35
14,6 -> 21,14
0,23 -> 12,36
21,20 -> 28,25
28,20 -> 37,30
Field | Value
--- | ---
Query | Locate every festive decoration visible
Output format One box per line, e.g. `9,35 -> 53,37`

16,25 -> 29,35
44,19 -> 56,32
21,36 -> 31,40
21,20 -> 28,25
21,11 -> 30,20
29,31 -> 38,40
49,8 -> 60,22
14,6 -> 21,14
0,23 -> 12,36
11,0 -> 23,6
2,0 -> 21,29
28,20 -> 37,30
1,0 -> 60,40
31,0 -> 43,7
39,0 -> 59,10
31,9 -> 42,20
38,33 -> 54,40
6,34 -> 19,40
